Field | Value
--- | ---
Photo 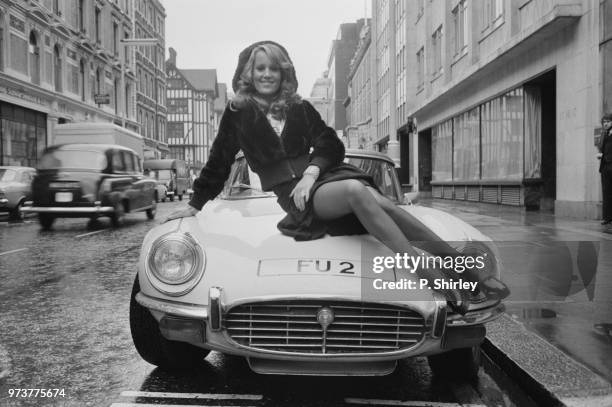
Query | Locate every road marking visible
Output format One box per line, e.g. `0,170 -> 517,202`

344,399 -> 485,407
75,230 -> 105,238
120,391 -> 263,400
0,248 -> 28,256
111,404 -> 258,407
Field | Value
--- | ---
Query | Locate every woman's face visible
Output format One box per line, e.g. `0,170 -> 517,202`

252,50 -> 281,97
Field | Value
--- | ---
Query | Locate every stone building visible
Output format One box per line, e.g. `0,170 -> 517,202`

0,0 -> 167,165
370,0 -> 612,218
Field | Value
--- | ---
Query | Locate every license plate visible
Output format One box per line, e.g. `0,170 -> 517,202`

55,192 -> 73,202
258,259 -> 360,277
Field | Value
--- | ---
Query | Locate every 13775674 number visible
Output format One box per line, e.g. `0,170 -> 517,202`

8,389 -> 66,398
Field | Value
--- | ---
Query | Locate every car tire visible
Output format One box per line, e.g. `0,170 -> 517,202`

178,194 -> 183,201
427,345 -> 481,380
111,201 -> 125,227
129,276 -> 210,369
170,195 -> 175,202
9,200 -> 24,221
161,196 -> 166,203
146,198 -> 156,220
39,214 -> 55,230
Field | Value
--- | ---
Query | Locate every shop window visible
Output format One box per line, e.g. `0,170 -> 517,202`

432,120 -> 453,181
453,107 -> 479,181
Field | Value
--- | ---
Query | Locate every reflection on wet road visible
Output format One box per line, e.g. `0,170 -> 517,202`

0,203 -> 531,406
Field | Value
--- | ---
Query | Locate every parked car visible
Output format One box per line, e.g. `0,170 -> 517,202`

22,144 -> 158,230
143,159 -> 190,202
130,150 -> 505,378
0,166 -> 36,220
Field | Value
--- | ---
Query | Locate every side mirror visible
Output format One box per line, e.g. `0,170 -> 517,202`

403,192 -> 419,205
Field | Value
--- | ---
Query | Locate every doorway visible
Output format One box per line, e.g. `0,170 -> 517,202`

418,129 -> 432,192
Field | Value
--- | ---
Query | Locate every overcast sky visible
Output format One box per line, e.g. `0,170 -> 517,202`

162,0 -> 370,97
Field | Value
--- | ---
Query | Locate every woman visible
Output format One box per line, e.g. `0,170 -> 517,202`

166,41 -> 508,313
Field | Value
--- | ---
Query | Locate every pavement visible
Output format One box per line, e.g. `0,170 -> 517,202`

419,198 -> 612,407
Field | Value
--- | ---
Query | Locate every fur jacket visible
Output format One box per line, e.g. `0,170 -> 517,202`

188,99 -> 345,210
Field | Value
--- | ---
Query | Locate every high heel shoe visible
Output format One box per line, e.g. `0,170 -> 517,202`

477,275 -> 510,300
419,266 -> 470,315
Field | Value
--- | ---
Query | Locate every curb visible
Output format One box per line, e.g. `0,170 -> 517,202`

482,315 -> 612,407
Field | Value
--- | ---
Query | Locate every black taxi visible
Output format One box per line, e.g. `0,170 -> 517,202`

23,144 -> 158,230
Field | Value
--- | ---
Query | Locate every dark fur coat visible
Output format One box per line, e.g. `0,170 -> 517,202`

188,100 -> 345,210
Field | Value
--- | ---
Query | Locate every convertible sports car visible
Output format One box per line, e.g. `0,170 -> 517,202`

130,150 -> 505,378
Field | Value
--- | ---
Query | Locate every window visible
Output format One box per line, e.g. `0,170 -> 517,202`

431,26 -> 443,77
95,8 -> 101,43
54,45 -> 62,92
112,22 -> 118,56
111,151 -> 125,172
28,31 -> 40,85
123,151 -> 135,172
416,47 -> 424,91
482,0 -> 503,31
452,0 -> 468,55
79,60 -> 85,101
78,0 -> 84,32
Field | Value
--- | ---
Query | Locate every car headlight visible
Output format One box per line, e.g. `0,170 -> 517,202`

146,232 -> 206,296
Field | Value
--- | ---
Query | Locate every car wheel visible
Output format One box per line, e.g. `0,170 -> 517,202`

427,345 -> 481,380
170,195 -> 175,202
9,201 -> 24,221
178,194 -> 183,201
129,276 -> 210,369
39,214 -> 55,230
111,201 -> 125,227
146,199 -> 156,220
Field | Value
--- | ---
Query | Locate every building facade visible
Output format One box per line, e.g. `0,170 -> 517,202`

307,72 -> 332,125
133,0 -> 167,159
370,0 -> 612,219
346,19 -> 373,150
325,20 -> 364,134
165,47 -> 222,171
0,0 -> 167,166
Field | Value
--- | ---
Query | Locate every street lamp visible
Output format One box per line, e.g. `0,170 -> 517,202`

119,38 -> 158,128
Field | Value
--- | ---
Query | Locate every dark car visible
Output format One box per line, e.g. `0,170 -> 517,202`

0,166 -> 37,220
143,159 -> 190,202
22,144 -> 158,230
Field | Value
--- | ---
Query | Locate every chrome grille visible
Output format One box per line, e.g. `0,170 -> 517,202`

224,301 -> 426,354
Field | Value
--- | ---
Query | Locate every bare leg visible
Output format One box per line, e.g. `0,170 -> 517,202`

313,180 -> 420,256
365,188 -> 509,300
365,187 -> 458,256
312,180 -> 468,311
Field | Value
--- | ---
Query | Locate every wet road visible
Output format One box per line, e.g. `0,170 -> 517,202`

0,203 -> 532,407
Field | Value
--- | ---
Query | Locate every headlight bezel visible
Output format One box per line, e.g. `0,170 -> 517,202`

145,232 -> 206,297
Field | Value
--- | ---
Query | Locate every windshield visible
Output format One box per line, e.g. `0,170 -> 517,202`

224,155 -> 401,202
224,157 -> 271,199
39,150 -> 108,170
346,157 -> 401,202
0,169 -> 16,182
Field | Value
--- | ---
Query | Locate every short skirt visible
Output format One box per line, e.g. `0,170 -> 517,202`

272,162 -> 379,241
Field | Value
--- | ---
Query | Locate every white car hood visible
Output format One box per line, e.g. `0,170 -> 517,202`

140,197 -> 488,307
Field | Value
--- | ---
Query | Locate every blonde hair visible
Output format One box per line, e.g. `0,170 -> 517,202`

231,43 -> 301,119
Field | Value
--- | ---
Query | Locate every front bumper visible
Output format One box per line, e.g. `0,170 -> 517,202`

136,288 -> 504,366
21,201 -> 114,215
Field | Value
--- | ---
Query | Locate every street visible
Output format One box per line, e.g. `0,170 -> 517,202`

0,202 -> 534,407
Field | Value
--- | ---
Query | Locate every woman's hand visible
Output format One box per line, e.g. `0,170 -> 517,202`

164,205 -> 199,223
289,175 -> 316,211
